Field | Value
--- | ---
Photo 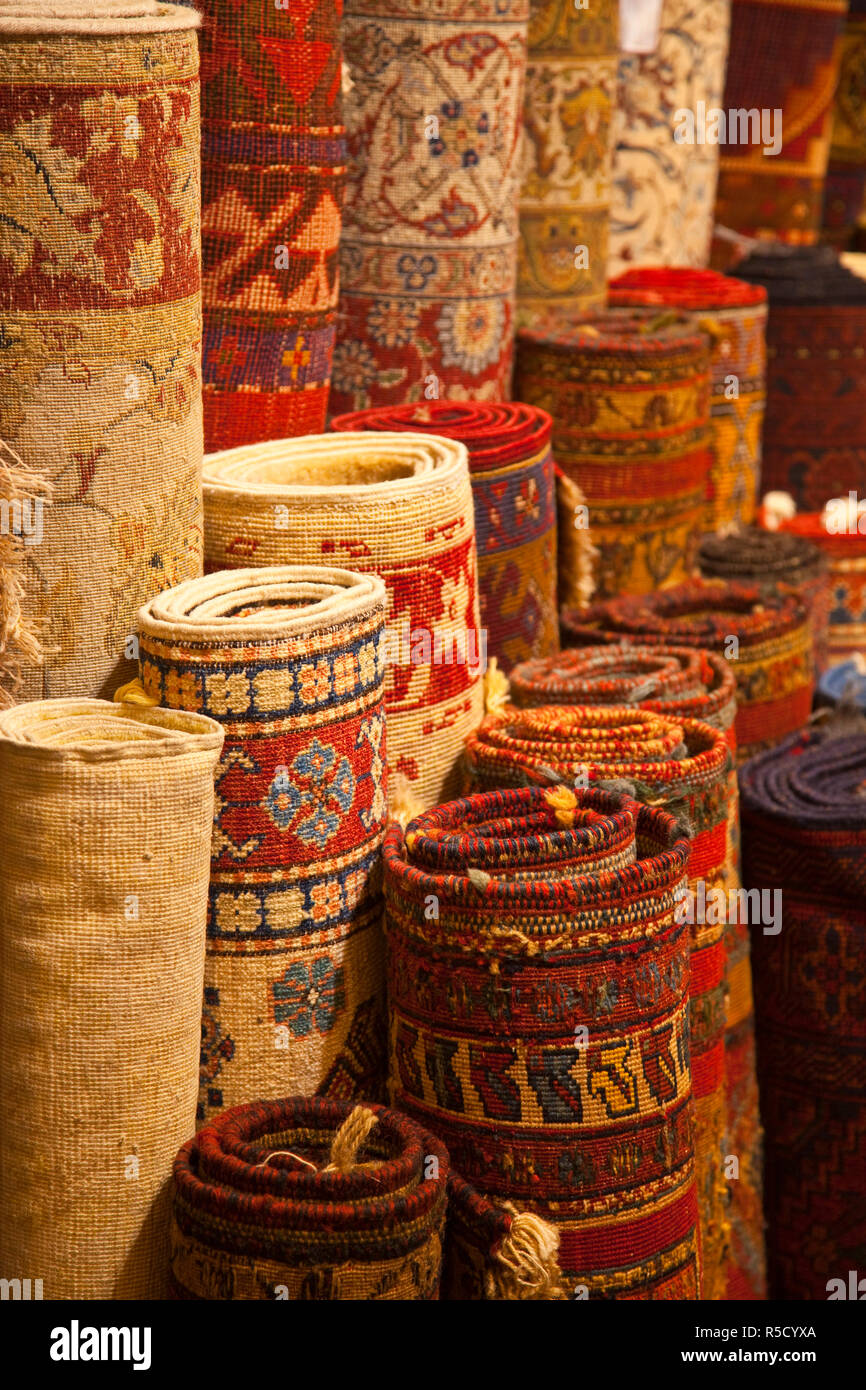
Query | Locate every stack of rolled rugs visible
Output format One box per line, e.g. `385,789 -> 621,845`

733,245 -> 866,511
697,527 -> 831,675
202,432 -> 484,809
0,697 -> 223,1298
385,784 -> 703,1298
610,268 -> 768,532
562,578 -> 815,763
134,567 -> 390,1119
740,723 -> 866,1300
462,698 -> 760,1300
505,647 -> 767,1298
330,402 -> 562,672
515,312 -> 711,600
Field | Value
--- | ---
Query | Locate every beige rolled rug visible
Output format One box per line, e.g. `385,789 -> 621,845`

136,566 -> 389,1119
203,433 -> 484,810
0,0 -> 203,703
0,698 -> 223,1299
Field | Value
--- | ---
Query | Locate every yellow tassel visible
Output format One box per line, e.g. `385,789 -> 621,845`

113,677 -> 159,707
543,784 -> 578,828
484,657 -> 510,716
486,1204 -> 567,1301
389,771 -> 424,830
696,315 -> 726,346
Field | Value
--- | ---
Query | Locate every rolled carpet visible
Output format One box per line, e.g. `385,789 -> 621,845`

778,510 -> 866,665
514,311 -> 710,600
170,1097 -> 449,1299
504,646 -> 767,1297
712,0 -> 849,266
203,433 -> 484,810
609,268 -> 768,532
823,0 -> 866,247
330,402 -> 559,672
733,244 -> 866,512
385,784 -> 702,1298
331,0 -> 528,410
0,697 -> 223,1299
518,0 -> 618,322
464,703 -> 733,1298
740,725 -> 866,1299
0,0 -> 204,701
136,566 -> 388,1121
0,440 -> 48,704
608,0 -> 732,273
561,579 -> 815,762
697,526 -> 831,676
195,0 -> 345,449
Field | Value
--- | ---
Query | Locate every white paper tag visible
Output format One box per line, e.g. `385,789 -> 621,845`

618,0 -> 665,54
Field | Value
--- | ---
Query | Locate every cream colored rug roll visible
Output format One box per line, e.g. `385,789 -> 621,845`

0,1 -> 203,704
136,566 -> 389,1119
203,433 -> 485,809
0,698 -> 223,1299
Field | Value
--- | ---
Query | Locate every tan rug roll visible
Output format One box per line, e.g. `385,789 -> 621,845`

0,698 -> 223,1299
203,433 -> 485,810
0,1 -> 203,703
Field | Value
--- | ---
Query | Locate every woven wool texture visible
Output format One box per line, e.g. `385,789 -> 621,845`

517,0 -> 618,323
0,1 -> 204,703
734,245 -> 866,512
137,567 -> 388,1121
712,0 -> 849,267
330,0 -> 528,411
330,402 -> 558,672
203,432 -> 484,810
0,697 -> 223,1299
515,312 -> 710,599
504,646 -> 768,1299
170,1097 -> 449,1299
385,785 -> 702,1298
195,0 -> 345,449
778,512 -> 866,664
609,269 -> 768,532
740,727 -> 866,1300
698,527 -> 832,676
608,0 -> 732,274
561,579 -> 815,763
464,703 -> 733,1299
823,0 -> 866,245
0,441 -> 48,703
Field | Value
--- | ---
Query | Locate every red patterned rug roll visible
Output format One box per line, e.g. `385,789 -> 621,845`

196,0 -> 345,449
331,0 -> 528,410
561,579 -> 815,763
740,725 -> 866,1300
331,402 -> 558,671
463,703 -> 734,1298
609,268 -> 767,532
777,511 -> 866,664
514,312 -> 710,599
385,784 -> 702,1299
733,244 -> 866,511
